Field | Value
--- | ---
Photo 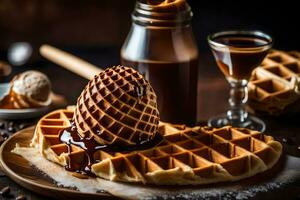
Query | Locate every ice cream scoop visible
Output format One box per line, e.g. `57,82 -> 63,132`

0,70 -> 51,109
72,65 -> 160,146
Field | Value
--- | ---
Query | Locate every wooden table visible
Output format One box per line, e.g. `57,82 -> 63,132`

0,47 -> 299,200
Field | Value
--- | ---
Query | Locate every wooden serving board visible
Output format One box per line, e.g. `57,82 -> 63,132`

0,127 -> 300,200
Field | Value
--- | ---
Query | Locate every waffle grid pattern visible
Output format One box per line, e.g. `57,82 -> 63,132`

249,50 -> 300,114
32,109 -> 282,185
73,66 -> 160,146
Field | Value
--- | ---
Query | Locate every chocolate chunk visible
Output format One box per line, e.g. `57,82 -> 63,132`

0,186 -> 10,196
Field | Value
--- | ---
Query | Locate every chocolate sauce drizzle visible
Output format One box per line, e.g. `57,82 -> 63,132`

59,122 -> 163,176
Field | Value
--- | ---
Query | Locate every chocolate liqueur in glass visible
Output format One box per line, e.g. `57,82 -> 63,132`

208,31 -> 273,131
121,0 -> 199,126
212,35 -> 269,80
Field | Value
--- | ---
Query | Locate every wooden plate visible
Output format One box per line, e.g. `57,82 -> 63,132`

1,127 -> 299,199
0,126 -> 115,200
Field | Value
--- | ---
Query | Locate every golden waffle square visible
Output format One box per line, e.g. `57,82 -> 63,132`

249,50 -> 300,115
31,108 -> 282,185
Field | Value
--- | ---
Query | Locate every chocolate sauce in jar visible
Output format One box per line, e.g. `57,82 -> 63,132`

121,0 -> 199,126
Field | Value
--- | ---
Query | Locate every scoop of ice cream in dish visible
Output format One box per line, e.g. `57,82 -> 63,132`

0,70 -> 52,109
0,70 -> 52,119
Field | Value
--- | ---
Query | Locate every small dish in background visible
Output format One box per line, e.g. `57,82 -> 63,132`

0,83 -> 49,120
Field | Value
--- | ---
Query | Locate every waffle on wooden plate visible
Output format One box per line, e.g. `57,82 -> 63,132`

248,50 -> 300,115
31,107 -> 282,185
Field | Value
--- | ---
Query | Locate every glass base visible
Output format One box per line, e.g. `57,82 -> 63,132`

208,114 -> 266,132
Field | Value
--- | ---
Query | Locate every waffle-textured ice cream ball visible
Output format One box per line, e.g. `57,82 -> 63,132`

73,65 -> 160,146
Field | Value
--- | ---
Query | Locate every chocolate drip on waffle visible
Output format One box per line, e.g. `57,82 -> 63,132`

59,122 -> 163,175
33,109 -> 283,185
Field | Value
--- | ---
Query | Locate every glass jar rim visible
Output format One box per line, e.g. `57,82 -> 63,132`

132,0 -> 193,27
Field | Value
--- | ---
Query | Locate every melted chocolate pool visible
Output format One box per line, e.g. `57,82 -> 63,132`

59,122 -> 163,176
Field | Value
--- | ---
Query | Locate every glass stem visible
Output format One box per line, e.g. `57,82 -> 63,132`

227,80 -> 248,124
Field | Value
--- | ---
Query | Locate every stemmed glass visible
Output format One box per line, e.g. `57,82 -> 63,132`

207,30 -> 273,132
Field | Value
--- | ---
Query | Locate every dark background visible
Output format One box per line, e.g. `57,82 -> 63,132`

0,0 -> 299,108
0,0 -> 299,51
190,0 -> 300,51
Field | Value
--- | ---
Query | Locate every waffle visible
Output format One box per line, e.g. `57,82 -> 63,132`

31,108 -> 282,185
73,66 -> 159,146
248,50 -> 300,115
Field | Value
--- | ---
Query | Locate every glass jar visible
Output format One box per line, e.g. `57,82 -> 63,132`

121,0 -> 199,125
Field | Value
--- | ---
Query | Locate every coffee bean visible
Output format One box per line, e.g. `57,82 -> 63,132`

0,120 -> 34,136
0,131 -> 9,139
0,186 -> 10,196
0,130 -> 5,136
282,138 -> 287,143
8,126 -> 16,133
3,134 -> 8,139
16,195 -> 26,200
281,137 -> 295,145
8,121 -> 14,127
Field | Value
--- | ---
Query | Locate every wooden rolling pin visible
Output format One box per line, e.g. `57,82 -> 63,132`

39,44 -> 103,80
